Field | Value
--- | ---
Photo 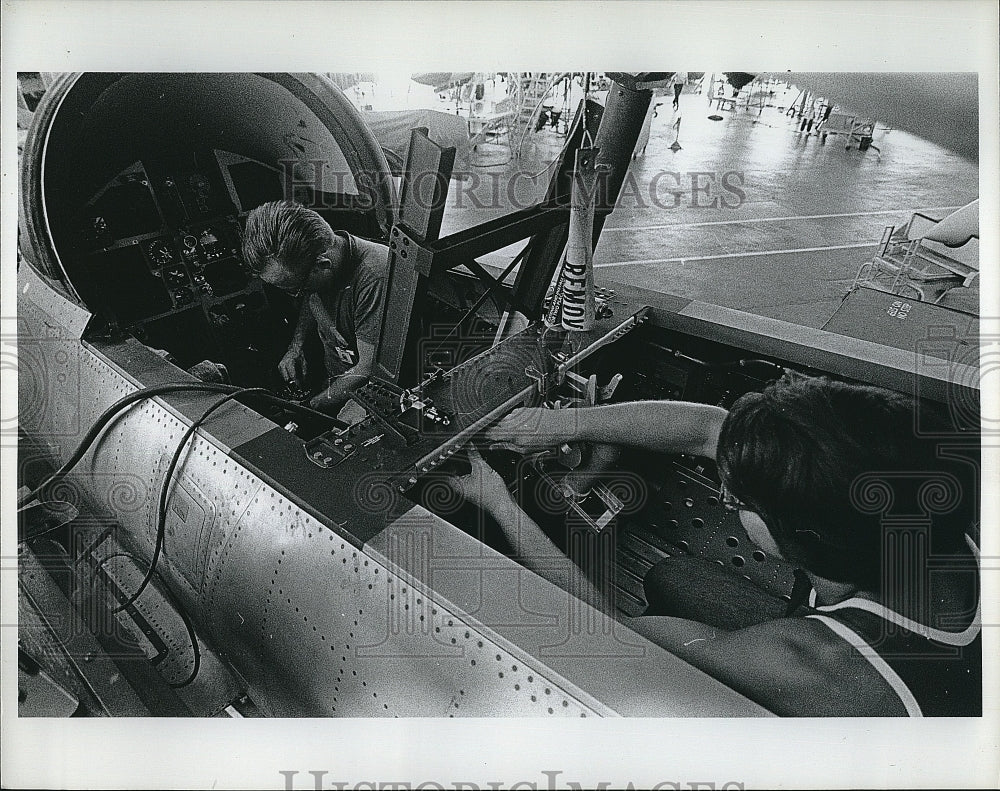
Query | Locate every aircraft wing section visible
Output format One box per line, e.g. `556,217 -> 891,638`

782,72 -> 978,160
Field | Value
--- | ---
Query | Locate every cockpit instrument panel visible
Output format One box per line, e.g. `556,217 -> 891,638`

76,150 -> 290,386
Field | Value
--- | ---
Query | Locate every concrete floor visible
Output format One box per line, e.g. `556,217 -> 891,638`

439,82 -> 979,327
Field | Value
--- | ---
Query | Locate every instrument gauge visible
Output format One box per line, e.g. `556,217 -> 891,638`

147,240 -> 175,266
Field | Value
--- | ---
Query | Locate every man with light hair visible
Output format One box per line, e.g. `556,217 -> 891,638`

243,200 -> 389,415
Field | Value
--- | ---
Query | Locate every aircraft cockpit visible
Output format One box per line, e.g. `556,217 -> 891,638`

16,71 -> 980,719
76,152 -> 287,385
24,73 -> 393,406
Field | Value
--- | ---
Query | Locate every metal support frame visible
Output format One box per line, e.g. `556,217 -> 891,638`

374,75 -> 656,385
375,128 -> 456,382
504,75 -> 657,329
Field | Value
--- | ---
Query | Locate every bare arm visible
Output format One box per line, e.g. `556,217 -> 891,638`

453,447 -> 608,612
485,495 -> 607,611
309,338 -> 375,414
278,302 -> 317,386
486,401 -> 728,459
289,299 -> 316,349
448,451 -> 903,716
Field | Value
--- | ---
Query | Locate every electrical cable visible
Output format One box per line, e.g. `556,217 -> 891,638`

113,388 -> 267,614
93,550 -> 201,688
18,382 -> 338,511
159,579 -> 201,688
16,500 -> 80,544
19,383 -> 232,510
19,379 -> 340,689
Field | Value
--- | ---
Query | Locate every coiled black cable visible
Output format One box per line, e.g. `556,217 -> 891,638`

113,388 -> 268,613
18,381 -> 337,512
93,550 -> 201,689
15,380 -> 341,690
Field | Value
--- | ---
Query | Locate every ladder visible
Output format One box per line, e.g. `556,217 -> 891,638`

511,72 -> 566,157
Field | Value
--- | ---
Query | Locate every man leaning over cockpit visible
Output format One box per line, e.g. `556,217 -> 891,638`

242,200 -> 389,418
449,374 -> 981,717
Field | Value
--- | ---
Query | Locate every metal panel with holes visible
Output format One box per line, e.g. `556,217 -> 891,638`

18,294 -> 768,717
199,485 -> 611,716
615,463 -> 797,616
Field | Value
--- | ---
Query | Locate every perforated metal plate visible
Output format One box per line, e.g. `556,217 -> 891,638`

615,463 -> 797,615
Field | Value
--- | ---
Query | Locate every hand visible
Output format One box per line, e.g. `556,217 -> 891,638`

278,345 -> 308,388
448,445 -> 513,513
484,407 -> 578,452
308,386 -> 339,414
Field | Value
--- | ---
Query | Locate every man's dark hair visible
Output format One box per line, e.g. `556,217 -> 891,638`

716,373 -> 975,589
242,200 -> 333,277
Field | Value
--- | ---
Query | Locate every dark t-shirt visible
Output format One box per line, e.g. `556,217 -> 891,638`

308,232 -> 389,378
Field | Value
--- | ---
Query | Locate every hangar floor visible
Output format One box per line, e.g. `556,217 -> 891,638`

439,82 -> 980,327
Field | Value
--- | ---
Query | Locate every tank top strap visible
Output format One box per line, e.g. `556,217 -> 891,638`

812,534 -> 981,646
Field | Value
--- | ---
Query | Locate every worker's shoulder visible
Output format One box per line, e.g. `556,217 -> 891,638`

668,616 -> 854,690
726,614 -> 850,663
709,616 -> 906,715
354,236 -> 390,277
696,617 -> 844,669
634,614 -> 848,676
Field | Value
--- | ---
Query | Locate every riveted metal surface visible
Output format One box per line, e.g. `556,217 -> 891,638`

200,483 -> 608,717
89,337 -> 276,453
367,507 -> 770,717
19,325 -> 153,528
19,334 -> 250,699
18,297 -> 765,717
12,267 -> 90,457
14,299 -> 87,455
16,265 -> 92,338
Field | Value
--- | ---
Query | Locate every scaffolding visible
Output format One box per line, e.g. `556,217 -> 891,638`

853,215 -> 980,304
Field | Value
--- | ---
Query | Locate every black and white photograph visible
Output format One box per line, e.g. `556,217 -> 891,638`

3,2 -> 998,789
